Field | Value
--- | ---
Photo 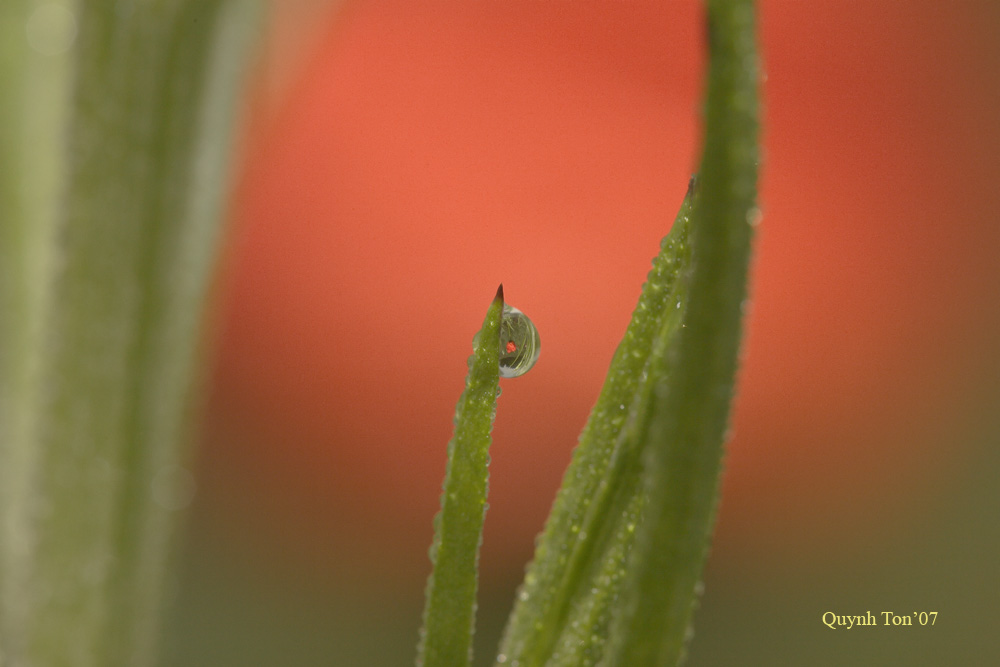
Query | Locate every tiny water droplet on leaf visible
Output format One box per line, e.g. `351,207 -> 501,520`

499,304 -> 540,378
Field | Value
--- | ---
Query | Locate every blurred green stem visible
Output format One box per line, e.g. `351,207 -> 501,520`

0,1 -> 70,661
0,2 -> 261,665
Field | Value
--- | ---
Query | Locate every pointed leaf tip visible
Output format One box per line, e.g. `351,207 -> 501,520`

687,174 -> 699,197
495,283 -> 504,304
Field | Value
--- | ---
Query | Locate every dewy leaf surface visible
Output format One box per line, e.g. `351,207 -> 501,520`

419,286 -> 505,667
498,0 -> 758,664
496,187 -> 695,667
603,0 -> 759,664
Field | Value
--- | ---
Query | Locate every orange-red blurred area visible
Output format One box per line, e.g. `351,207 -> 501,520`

171,1 -> 1000,664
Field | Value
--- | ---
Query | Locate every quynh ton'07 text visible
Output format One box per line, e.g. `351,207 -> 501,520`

823,611 -> 938,629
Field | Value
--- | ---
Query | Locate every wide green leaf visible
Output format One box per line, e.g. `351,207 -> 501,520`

497,0 -> 759,664
496,184 -> 695,667
603,0 -> 759,663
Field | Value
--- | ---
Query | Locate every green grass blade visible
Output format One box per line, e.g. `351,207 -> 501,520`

496,187 -> 695,667
0,0 -> 73,654
602,0 -> 760,664
418,285 -> 506,667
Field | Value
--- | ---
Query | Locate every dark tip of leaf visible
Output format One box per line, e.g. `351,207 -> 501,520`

495,283 -> 504,304
687,174 -> 699,197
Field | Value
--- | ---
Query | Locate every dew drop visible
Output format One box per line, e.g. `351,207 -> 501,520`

499,304 -> 540,378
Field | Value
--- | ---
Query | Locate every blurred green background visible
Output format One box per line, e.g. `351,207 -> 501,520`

118,0 -> 996,664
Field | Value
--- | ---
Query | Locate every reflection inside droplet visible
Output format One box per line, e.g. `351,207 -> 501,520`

499,304 -> 540,378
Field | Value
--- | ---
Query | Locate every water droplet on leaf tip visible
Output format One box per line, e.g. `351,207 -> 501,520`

499,303 -> 540,378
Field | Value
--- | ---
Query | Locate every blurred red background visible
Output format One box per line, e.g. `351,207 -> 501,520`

167,2 -> 1000,665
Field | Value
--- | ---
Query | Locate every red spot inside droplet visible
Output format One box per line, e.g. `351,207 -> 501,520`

505,341 -> 517,354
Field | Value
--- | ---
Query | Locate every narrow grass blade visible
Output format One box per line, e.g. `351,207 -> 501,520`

418,285 -> 505,667
602,0 -> 760,664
